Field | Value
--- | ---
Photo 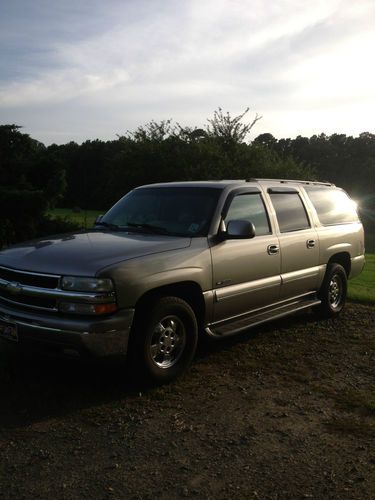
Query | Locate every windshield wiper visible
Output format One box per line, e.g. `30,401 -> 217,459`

94,221 -> 121,231
126,222 -> 170,235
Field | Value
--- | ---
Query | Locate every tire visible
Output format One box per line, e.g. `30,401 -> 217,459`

317,263 -> 347,318
129,296 -> 198,383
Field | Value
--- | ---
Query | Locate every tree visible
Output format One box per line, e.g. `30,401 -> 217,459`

206,107 -> 262,144
0,125 -> 67,247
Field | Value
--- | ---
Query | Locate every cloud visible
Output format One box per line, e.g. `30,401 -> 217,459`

0,0 -> 374,143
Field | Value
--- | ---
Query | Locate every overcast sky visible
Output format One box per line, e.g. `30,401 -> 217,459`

0,0 -> 374,145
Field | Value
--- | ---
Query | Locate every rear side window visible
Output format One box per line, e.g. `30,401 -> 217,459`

225,193 -> 271,236
270,193 -> 310,232
305,187 -> 359,225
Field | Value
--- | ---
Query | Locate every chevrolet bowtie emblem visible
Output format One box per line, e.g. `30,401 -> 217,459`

6,282 -> 23,295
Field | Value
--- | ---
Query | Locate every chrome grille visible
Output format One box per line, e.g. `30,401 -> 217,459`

0,266 -> 60,311
0,266 -> 59,289
0,266 -> 116,314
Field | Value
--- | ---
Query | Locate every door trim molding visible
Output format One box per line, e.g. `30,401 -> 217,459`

215,275 -> 281,302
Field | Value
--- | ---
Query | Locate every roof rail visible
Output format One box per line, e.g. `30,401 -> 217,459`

248,178 -> 335,187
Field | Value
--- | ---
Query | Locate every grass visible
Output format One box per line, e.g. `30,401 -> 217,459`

365,232 -> 375,253
48,208 -> 104,229
348,253 -> 375,303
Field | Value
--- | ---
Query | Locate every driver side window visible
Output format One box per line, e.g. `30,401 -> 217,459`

225,193 -> 271,236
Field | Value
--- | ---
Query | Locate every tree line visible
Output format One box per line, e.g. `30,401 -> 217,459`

0,109 -> 374,247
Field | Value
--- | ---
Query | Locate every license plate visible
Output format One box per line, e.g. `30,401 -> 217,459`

0,321 -> 18,342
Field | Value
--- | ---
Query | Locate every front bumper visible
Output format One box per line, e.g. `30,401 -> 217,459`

0,303 -> 134,358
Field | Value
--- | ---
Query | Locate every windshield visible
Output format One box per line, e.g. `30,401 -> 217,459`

100,187 -> 222,237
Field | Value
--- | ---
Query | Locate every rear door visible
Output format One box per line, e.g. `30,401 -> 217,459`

267,187 -> 320,299
210,188 -> 281,322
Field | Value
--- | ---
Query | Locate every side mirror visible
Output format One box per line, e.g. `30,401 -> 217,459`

225,220 -> 256,239
95,215 -> 103,224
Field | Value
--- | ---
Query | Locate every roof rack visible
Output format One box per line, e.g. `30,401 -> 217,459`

247,178 -> 335,187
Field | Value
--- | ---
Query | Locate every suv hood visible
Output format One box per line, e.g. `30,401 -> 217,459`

0,231 -> 191,276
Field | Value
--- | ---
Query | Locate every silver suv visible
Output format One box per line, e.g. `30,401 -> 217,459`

0,179 -> 365,382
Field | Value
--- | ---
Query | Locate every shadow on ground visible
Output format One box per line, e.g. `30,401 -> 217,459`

0,310 -> 317,430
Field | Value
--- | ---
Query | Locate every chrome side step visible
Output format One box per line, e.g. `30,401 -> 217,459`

205,297 -> 321,338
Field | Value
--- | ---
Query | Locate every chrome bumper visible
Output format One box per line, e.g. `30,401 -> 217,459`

0,303 -> 134,357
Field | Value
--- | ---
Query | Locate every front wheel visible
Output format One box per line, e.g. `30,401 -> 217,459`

317,263 -> 347,318
129,296 -> 198,383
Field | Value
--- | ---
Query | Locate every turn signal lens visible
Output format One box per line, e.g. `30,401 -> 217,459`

94,303 -> 118,315
59,302 -> 117,315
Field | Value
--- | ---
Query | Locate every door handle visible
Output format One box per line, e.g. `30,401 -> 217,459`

267,244 -> 279,255
306,239 -> 316,249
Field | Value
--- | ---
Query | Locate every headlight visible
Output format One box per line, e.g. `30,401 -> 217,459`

61,276 -> 114,292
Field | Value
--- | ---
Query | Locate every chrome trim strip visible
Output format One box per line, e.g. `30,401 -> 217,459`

0,278 -> 115,304
0,265 -> 60,279
281,265 -> 323,284
215,275 -> 281,302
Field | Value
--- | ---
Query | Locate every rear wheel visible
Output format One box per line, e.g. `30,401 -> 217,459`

317,263 -> 347,318
129,296 -> 198,383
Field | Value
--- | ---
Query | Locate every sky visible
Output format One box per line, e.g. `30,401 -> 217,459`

0,0 -> 374,145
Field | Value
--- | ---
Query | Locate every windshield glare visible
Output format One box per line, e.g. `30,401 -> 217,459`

101,187 -> 222,236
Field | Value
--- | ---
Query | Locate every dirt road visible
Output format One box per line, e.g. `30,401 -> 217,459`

0,303 -> 374,499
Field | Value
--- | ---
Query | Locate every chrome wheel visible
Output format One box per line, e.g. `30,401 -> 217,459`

130,296 -> 198,383
317,263 -> 347,318
150,315 -> 187,369
329,274 -> 343,309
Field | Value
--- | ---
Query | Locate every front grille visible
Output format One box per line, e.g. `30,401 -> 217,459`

0,267 -> 59,289
0,266 -> 115,315
0,266 -> 60,312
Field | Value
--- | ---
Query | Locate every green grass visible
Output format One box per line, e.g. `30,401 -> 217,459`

348,253 -> 375,303
48,208 -> 104,229
365,232 -> 375,253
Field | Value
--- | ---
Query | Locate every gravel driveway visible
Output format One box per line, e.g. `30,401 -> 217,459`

0,302 -> 374,499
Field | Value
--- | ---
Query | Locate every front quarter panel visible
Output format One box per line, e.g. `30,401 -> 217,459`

97,238 -> 212,309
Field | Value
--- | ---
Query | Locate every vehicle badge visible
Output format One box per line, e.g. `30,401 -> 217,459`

6,282 -> 23,295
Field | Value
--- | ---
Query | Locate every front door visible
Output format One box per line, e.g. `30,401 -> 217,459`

210,191 -> 281,323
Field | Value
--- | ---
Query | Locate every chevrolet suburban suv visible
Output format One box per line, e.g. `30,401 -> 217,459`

0,180 -> 365,382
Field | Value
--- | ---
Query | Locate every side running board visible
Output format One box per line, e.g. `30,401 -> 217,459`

205,297 -> 321,338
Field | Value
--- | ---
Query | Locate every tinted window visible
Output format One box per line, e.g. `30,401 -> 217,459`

102,187 -> 222,236
270,193 -> 310,232
305,187 -> 359,225
225,193 -> 271,236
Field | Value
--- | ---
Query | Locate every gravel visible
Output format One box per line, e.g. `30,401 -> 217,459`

0,302 -> 374,499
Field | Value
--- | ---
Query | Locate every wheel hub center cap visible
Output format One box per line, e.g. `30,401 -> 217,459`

160,328 -> 176,351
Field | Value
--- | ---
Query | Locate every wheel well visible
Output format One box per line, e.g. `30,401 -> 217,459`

134,281 -> 205,327
328,252 -> 351,277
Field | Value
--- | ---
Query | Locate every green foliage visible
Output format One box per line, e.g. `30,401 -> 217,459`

48,208 -> 103,229
1,109 -> 375,247
51,109 -> 313,210
206,107 -> 262,144
0,125 -> 67,247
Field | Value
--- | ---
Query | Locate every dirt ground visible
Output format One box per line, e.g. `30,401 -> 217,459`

0,302 -> 374,499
